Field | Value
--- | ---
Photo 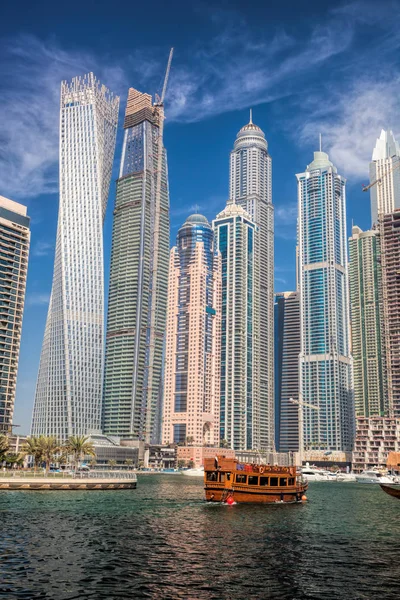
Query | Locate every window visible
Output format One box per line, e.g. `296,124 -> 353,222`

270,477 -> 278,486
280,478 -> 288,486
206,471 -> 217,481
288,478 -> 295,486
259,477 -> 269,486
235,474 -> 247,484
248,476 -> 258,486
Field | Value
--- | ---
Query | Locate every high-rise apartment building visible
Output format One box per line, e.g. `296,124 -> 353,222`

0,196 -> 30,435
213,204 -> 261,450
31,74 -> 119,440
102,88 -> 170,443
227,113 -> 274,451
370,129 -> 400,226
380,209 -> 400,418
162,214 -> 221,446
274,291 -> 300,452
348,226 -> 387,417
297,150 -> 353,452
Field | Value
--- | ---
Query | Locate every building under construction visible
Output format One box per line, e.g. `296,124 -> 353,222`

380,209 -> 400,419
102,87 -> 170,442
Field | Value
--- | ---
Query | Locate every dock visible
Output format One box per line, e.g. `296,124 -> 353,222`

0,472 -> 137,490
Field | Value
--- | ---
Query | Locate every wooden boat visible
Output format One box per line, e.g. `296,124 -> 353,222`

380,483 -> 400,500
204,455 -> 308,504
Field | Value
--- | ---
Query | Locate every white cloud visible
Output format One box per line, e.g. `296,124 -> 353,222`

26,292 -> 50,306
32,240 -> 53,257
275,202 -> 297,225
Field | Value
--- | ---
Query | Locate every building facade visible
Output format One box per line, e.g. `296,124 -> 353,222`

103,88 -> 170,443
274,291 -> 300,452
32,74 -> 119,440
297,151 -> 353,452
348,226 -> 387,417
353,416 -> 400,473
0,196 -> 30,435
213,204 -> 263,451
162,214 -> 221,447
227,113 -> 274,451
370,129 -> 400,226
380,210 -> 400,418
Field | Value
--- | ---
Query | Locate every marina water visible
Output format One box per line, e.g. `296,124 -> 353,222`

1,475 -> 399,599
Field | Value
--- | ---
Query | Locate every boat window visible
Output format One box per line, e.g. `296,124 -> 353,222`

259,477 -> 269,486
219,473 -> 225,483
280,478 -> 288,486
248,476 -> 258,486
236,474 -> 247,484
206,472 -> 217,481
270,477 -> 279,486
288,478 -> 295,486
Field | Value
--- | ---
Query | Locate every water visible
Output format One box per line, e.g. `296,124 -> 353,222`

0,476 -> 399,600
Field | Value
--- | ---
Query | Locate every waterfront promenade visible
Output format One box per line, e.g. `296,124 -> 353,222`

0,470 -> 137,490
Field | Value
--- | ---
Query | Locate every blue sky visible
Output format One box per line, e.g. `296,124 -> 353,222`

1,0 -> 399,433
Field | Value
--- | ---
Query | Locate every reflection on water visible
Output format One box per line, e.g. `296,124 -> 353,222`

0,476 -> 399,599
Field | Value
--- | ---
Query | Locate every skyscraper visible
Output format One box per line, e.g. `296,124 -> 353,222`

297,150 -> 353,452
0,196 -> 30,435
274,291 -> 300,452
102,88 -> 170,443
213,204 -> 261,451
227,112 -> 274,451
31,74 -> 119,440
380,210 -> 400,418
370,129 -> 400,226
162,214 -> 221,446
348,226 -> 387,417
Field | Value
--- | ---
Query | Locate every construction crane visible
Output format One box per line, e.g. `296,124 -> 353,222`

289,396 -> 320,467
155,47 -> 174,106
362,158 -> 400,192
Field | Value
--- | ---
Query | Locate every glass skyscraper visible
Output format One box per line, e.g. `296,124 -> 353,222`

213,204 -> 258,451
102,88 -> 170,443
31,74 -> 119,440
228,113 -> 274,451
349,226 -> 387,417
162,214 -> 221,446
297,150 -> 353,452
0,195 -> 30,435
370,129 -> 400,227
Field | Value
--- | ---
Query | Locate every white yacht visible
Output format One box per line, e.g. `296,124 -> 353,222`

336,472 -> 357,482
301,466 -> 331,482
355,470 -> 395,484
181,466 -> 204,477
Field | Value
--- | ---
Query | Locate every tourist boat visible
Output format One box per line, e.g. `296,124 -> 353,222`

380,483 -> 400,500
355,470 -> 396,484
181,466 -> 204,477
204,455 -> 308,504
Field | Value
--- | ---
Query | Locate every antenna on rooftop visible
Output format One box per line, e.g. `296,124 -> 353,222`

249,108 -> 253,124
319,133 -> 322,152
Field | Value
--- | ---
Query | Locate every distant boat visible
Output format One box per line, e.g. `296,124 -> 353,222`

181,466 -> 204,477
380,484 -> 400,499
355,470 -> 396,484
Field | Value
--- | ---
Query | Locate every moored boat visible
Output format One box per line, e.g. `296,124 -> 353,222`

181,466 -> 204,477
380,484 -> 400,499
355,470 -> 396,484
204,455 -> 308,504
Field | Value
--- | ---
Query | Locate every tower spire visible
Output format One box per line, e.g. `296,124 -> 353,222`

319,133 -> 322,152
249,108 -> 253,124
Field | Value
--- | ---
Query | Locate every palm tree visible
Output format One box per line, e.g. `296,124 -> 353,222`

0,434 -> 9,463
64,435 -> 96,471
108,459 -> 117,468
219,439 -> 230,449
21,436 -> 44,471
124,458 -> 133,468
38,436 -> 62,475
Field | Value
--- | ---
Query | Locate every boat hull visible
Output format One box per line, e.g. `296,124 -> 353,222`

205,483 -> 308,504
380,484 -> 400,499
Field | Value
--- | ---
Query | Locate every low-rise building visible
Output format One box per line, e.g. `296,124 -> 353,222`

146,445 -> 177,470
86,434 -> 139,467
352,417 -> 400,472
177,446 -> 235,467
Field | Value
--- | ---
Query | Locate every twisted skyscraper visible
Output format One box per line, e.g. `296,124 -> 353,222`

32,74 -> 119,439
102,88 -> 170,443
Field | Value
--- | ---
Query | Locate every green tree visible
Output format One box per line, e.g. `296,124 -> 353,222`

38,436 -> 62,474
21,436 -> 44,471
185,436 -> 194,446
0,434 -> 9,462
5,453 -> 24,467
108,459 -> 117,468
219,439 -> 230,449
64,435 -> 96,471
187,460 -> 195,469
125,458 -> 133,468
177,460 -> 186,469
